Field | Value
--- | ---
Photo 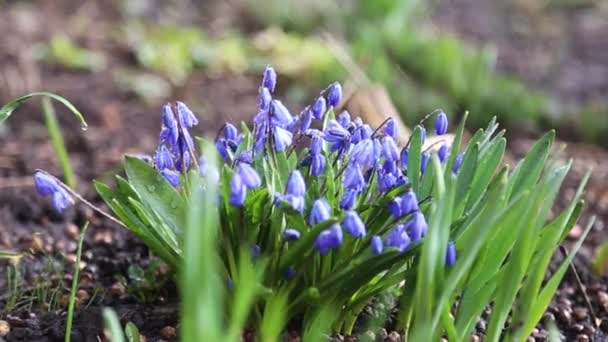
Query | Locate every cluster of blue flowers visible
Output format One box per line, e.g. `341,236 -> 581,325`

33,171 -> 73,212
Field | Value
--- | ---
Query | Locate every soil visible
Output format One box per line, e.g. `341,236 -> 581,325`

1,1 -> 608,341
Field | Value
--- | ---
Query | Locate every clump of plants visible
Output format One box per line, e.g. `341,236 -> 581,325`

31,67 -> 592,341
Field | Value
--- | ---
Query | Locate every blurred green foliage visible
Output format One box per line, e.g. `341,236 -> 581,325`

45,35 -> 106,71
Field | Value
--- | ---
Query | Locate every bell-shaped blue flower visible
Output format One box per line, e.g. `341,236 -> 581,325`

314,224 -> 343,255
52,190 -> 72,212
324,120 -> 351,153
310,135 -> 323,155
160,169 -> 180,187
176,101 -> 198,128
271,100 -> 293,127
286,170 -> 306,197
405,212 -> 427,241
401,190 -> 419,216
400,148 -> 409,169
438,144 -> 449,163
327,82 -> 342,107
445,241 -> 457,266
224,123 -> 239,141
384,118 -> 398,140
263,65 -> 277,92
388,197 -> 403,218
311,154 -> 326,176
434,111 -> 448,135
350,139 -> 375,169
216,139 -> 231,163
34,171 -> 74,212
161,105 -> 179,145
283,194 -> 305,214
385,224 -> 411,252
340,189 -> 358,210
337,110 -> 351,128
382,136 -> 399,162
371,235 -> 383,255
420,151 -> 430,174
238,163 -> 262,189
309,198 -> 331,225
154,145 -> 174,170
229,173 -> 247,207
259,87 -> 272,110
300,109 -> 313,131
311,96 -> 327,120
453,152 -> 465,175
284,228 -> 301,241
343,163 -> 365,191
343,211 -> 366,238
273,126 -> 293,152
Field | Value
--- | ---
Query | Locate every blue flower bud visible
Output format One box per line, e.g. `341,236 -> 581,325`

300,109 -> 313,131
343,163 -> 365,191
337,110 -> 351,128
259,87 -> 272,110
154,145 -> 174,170
160,169 -> 180,187
284,228 -> 301,241
420,151 -> 430,174
384,118 -> 398,140
453,152 -> 465,175
309,198 -> 331,226
283,267 -> 297,280
224,123 -> 239,141
327,82 -> 342,107
315,224 -> 343,255
388,197 -> 402,218
250,244 -> 261,258
34,172 -> 59,196
324,120 -> 351,153
176,101 -> 198,128
401,190 -> 419,216
310,136 -> 323,155
351,139 -> 375,169
382,160 -> 397,174
385,224 -> 410,252
311,154 -> 326,176
271,100 -> 292,127
434,111 -> 448,135
286,170 -> 306,197
405,212 -> 427,241
340,189 -> 358,210
378,172 -> 397,192
438,144 -> 449,163
51,190 -> 71,212
400,148 -> 409,169
343,211 -> 366,238
229,173 -> 247,207
238,163 -> 262,189
161,104 -> 179,145
273,126 -> 293,152
216,139 -> 231,163
311,96 -> 327,120
371,235 -> 383,255
420,126 -> 427,144
263,65 -> 277,92
445,241 -> 456,266
382,136 -> 399,162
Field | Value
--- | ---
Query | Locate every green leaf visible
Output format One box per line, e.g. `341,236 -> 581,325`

0,92 -> 87,127
102,308 -> 125,342
407,125 -> 424,193
124,156 -> 186,236
509,131 -> 554,198
124,322 -> 140,342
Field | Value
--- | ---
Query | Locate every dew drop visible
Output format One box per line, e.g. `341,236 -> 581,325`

80,124 -> 88,131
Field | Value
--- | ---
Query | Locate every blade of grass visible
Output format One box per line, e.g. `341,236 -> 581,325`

102,308 -> 125,342
41,97 -> 76,188
0,92 -> 87,127
65,222 -> 89,342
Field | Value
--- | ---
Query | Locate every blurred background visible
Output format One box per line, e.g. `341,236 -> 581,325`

1,0 -> 607,174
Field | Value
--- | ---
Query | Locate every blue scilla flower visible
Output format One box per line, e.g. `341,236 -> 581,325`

445,241 -> 456,266
400,148 -> 409,169
315,224 -> 343,255
311,96 -> 327,120
216,138 -> 231,163
385,224 -> 411,252
324,120 -> 351,153
420,151 -> 430,174
371,235 -> 384,255
310,135 -> 323,155
438,144 -> 449,163
259,87 -> 272,110
238,163 -> 262,189
283,267 -> 297,280
343,163 -> 365,191
160,169 -> 180,187
309,198 -> 331,225
270,100 -> 293,127
161,104 -> 179,145
378,172 -> 397,192
34,171 -> 73,212
401,190 -> 419,216
250,244 -> 262,258
343,211 -> 366,238
154,145 -> 174,170
340,189 -> 358,210
300,109 -> 313,132
405,211 -> 427,241
351,138 -> 377,169
388,197 -> 403,218
176,101 -> 199,128
229,173 -> 247,207
453,152 -> 465,175
224,123 -> 239,141
382,136 -> 399,162
327,82 -> 342,107
273,126 -> 293,152
384,118 -> 398,141
351,123 -> 372,144
434,111 -> 448,136
283,194 -> 305,213
311,154 -> 326,176
382,160 -> 397,174
284,228 -> 301,241
337,110 -> 351,128
263,65 -> 277,92
286,170 -> 306,197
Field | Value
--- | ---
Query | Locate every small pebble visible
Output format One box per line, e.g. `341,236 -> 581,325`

378,328 -> 388,340
582,322 -> 595,335
30,235 -> 44,253
575,334 -> 589,342
160,326 -> 176,339
111,282 -> 127,297
0,320 -> 10,337
476,320 -> 486,332
76,289 -> 90,306
572,323 -> 584,333
65,223 -> 80,241
573,307 -> 588,321
556,308 -> 572,325
386,331 -> 400,342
